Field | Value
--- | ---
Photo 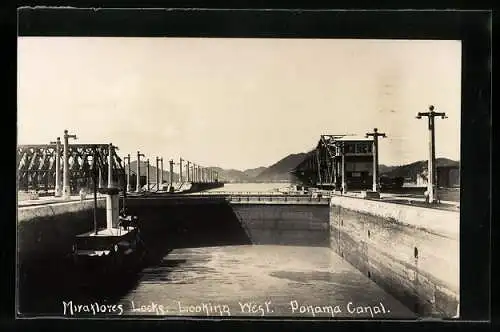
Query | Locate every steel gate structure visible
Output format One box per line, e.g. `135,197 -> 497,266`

291,134 -> 375,191
291,135 -> 346,189
17,144 -> 126,193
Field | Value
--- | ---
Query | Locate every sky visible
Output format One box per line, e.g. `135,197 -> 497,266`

17,37 -> 461,170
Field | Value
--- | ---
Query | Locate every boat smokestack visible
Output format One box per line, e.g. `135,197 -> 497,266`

101,187 -> 120,229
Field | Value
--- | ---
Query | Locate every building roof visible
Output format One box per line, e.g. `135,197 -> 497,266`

335,136 -> 373,142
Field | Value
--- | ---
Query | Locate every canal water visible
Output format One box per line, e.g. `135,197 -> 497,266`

120,245 -> 414,318
18,183 -> 416,319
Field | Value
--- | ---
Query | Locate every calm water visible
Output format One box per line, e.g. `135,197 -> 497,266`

118,245 -> 415,318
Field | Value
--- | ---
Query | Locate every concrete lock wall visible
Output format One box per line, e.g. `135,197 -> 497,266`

17,199 -> 106,266
329,195 -> 459,317
232,204 -> 330,246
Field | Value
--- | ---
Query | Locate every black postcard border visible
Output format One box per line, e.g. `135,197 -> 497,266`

3,7 -> 493,332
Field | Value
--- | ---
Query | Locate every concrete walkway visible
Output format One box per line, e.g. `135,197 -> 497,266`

339,192 -> 459,211
17,194 -> 105,208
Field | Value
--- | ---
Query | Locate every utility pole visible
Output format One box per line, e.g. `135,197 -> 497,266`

98,168 -> 103,188
108,144 -> 114,188
63,129 -> 77,199
155,156 -> 160,190
341,142 -> 346,193
366,128 -> 387,192
50,137 -> 62,197
136,151 -> 145,192
124,154 -> 131,192
179,158 -> 183,184
187,161 -> 191,182
169,159 -> 175,192
160,157 -> 164,186
146,158 -> 150,191
416,105 -> 447,204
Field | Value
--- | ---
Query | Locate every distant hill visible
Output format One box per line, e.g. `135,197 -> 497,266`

206,154 -> 309,183
243,167 -> 267,178
210,167 -> 251,183
379,164 -> 398,174
206,166 -> 269,183
380,158 -> 459,180
125,155 -> 458,185
254,153 -> 308,182
126,161 -> 263,184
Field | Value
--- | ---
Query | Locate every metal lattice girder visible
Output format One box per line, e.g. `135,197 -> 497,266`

17,144 -> 125,190
291,134 -> 355,187
315,135 -> 342,184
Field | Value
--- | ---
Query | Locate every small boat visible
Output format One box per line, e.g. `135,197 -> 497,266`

71,168 -> 146,281
72,219 -> 146,278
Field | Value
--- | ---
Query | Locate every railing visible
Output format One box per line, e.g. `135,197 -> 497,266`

129,191 -> 331,204
189,191 -> 330,196
189,191 -> 286,196
226,194 -> 330,205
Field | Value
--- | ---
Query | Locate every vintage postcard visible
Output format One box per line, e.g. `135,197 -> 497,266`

17,13 -> 463,320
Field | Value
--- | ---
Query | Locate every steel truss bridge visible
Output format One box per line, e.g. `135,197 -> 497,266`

17,144 -> 125,192
291,134 -> 371,190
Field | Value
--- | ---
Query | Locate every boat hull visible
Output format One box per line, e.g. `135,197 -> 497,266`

72,227 -> 146,284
